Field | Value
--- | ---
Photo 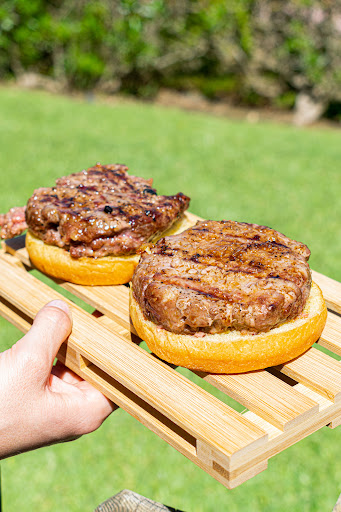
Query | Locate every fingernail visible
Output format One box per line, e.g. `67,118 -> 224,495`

46,300 -> 72,321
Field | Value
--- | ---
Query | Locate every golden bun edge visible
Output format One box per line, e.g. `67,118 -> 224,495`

129,282 -> 327,374
25,211 -> 195,286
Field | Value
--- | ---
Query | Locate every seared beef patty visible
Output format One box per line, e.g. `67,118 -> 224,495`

132,220 -> 312,334
26,163 -> 190,258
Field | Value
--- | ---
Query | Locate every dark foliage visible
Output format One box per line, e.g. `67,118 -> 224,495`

1,0 -> 340,112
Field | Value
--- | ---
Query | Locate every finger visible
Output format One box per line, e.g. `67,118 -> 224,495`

16,300 -> 72,377
47,376 -> 116,436
48,373 -> 83,394
51,361 -> 83,385
69,381 -> 116,434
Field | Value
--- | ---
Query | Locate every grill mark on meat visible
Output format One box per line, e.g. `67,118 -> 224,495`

132,220 -> 312,335
153,240 -> 310,291
175,220 -> 311,261
149,262 -> 304,307
26,163 -> 190,258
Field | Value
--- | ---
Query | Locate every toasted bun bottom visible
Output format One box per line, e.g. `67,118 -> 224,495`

26,212 -> 195,286
129,282 -> 327,373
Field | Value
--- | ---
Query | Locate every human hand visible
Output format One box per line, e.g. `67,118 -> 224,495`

0,300 -> 115,459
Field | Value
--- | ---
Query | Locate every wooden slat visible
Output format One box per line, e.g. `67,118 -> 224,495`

64,282 -> 132,332
3,235 -> 30,266
294,382 -> 335,412
277,347 -> 341,402
0,296 -> 32,333
0,248 -> 25,269
242,392 -> 341,462
329,414 -> 341,429
319,311 -> 341,356
312,269 -> 341,315
36,274 -> 131,333
57,342 -> 198,460
200,370 -> 319,431
96,314 -> 133,342
0,255 -> 268,469
238,382 -> 341,468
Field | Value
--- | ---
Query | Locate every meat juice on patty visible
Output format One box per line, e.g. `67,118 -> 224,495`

25,163 -> 190,258
132,220 -> 312,335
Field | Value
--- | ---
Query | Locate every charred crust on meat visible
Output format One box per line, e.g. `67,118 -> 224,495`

143,188 -> 157,195
190,253 -> 201,262
132,219 -> 312,335
25,164 -> 190,258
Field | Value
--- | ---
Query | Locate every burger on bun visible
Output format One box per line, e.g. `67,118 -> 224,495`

130,220 -> 327,373
24,163 -> 191,285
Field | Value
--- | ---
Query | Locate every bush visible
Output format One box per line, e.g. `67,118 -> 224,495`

0,0 -> 340,115
242,1 -> 341,105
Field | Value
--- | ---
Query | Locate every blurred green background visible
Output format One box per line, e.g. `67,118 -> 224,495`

0,87 -> 340,512
1,1 -> 341,123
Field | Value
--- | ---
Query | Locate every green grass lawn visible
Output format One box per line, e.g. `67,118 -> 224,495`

0,87 -> 341,511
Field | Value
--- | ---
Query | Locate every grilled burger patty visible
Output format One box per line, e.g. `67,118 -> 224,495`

132,220 -> 312,334
26,163 -> 190,259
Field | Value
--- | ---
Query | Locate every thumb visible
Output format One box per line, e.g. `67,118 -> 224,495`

16,300 -> 72,377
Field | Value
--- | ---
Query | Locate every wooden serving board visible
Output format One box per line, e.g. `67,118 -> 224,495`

1,214 -> 341,489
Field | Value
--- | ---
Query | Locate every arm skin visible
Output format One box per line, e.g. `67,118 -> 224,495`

0,300 -> 115,459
